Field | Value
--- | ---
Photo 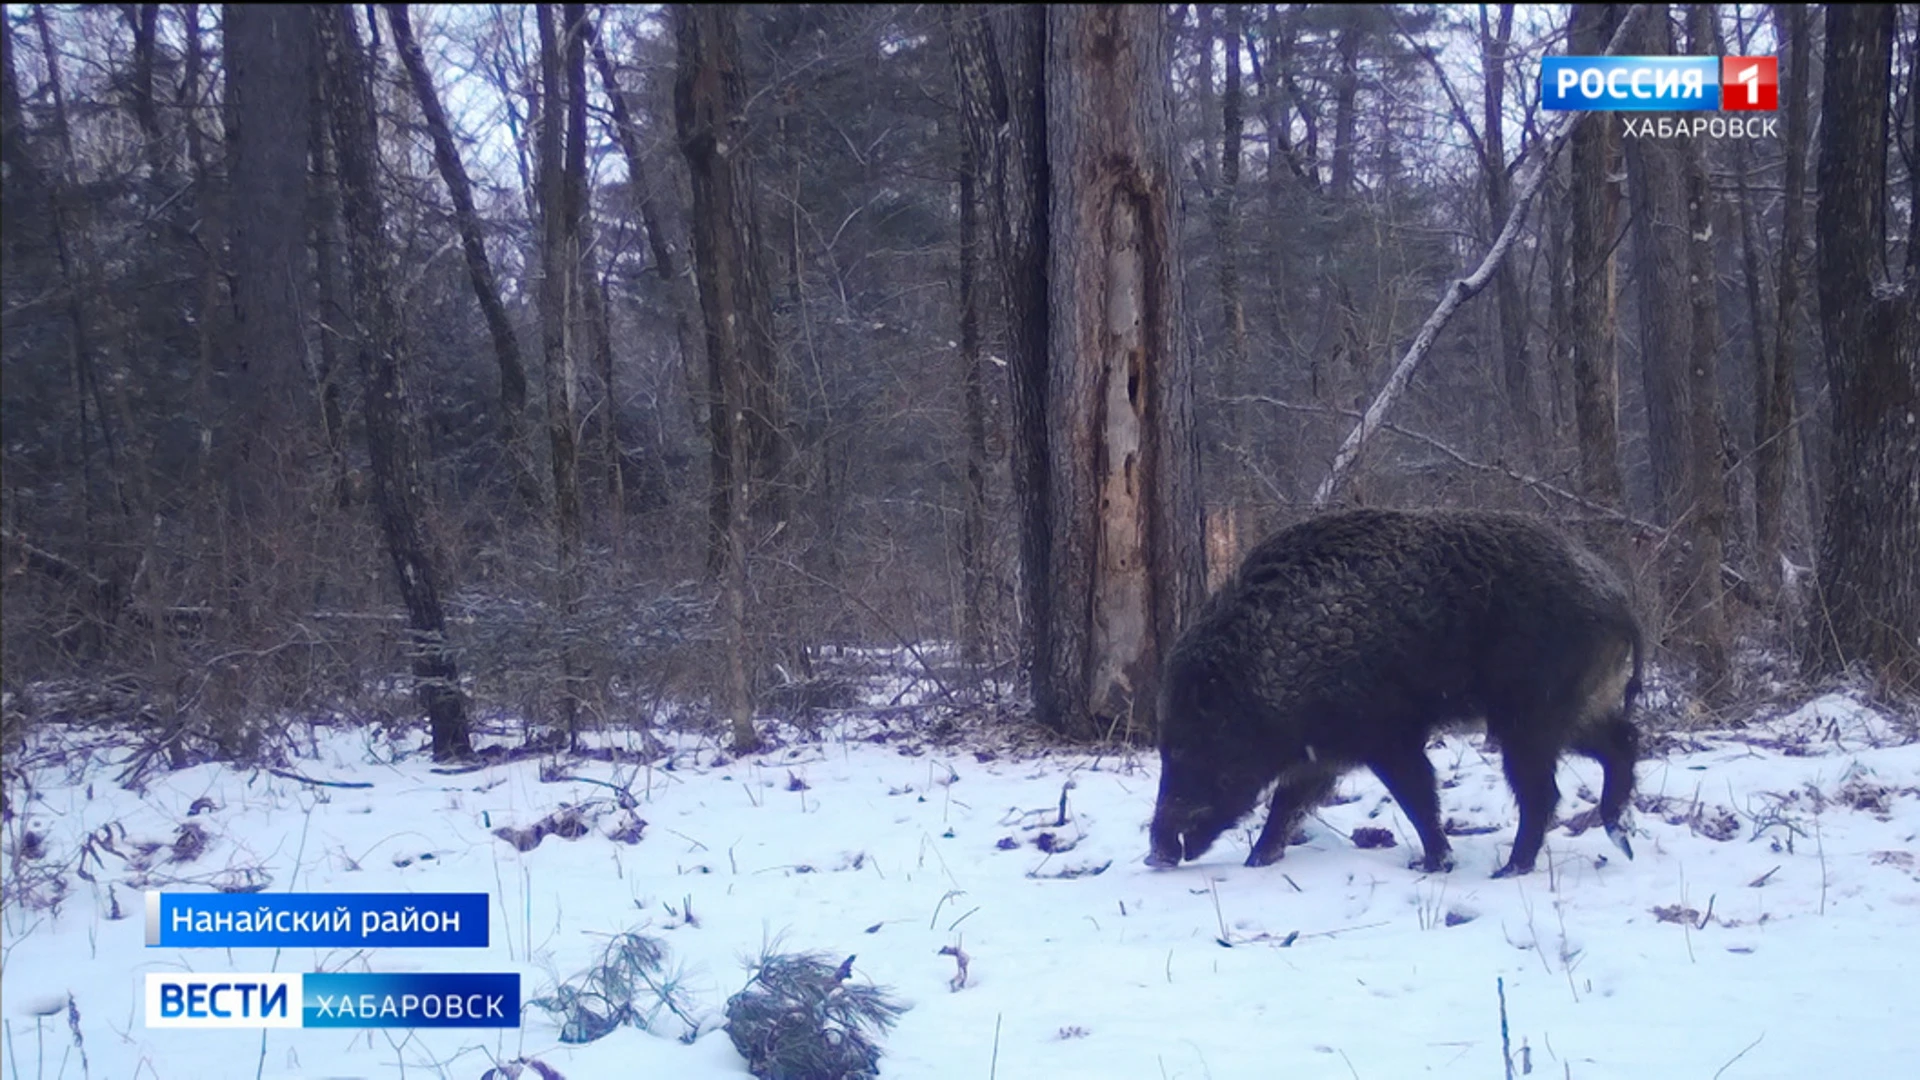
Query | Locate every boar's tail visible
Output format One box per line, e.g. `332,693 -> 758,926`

1622,621 -> 1646,717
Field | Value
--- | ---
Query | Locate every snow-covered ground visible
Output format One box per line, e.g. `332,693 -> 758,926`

3,690 -> 1918,1079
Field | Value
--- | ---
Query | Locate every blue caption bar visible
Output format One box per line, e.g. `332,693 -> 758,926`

1542,56 -> 1720,111
146,891 -> 489,948
304,972 -> 520,1029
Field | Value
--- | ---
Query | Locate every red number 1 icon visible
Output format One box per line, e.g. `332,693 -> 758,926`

1721,57 -> 1778,111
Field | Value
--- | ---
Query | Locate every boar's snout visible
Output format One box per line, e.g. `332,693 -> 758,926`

1146,793 -> 1231,868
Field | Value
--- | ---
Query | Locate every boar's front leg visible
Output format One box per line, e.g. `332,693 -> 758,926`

1366,741 -> 1454,873
1246,767 -> 1334,867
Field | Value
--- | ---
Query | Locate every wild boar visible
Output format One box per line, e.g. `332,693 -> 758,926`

1145,508 -> 1643,878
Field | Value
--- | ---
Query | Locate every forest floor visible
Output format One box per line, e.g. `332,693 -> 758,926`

2,664 -> 1918,1080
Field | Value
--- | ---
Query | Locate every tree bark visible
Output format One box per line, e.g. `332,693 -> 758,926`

591,25 -> 706,452
1044,5 -> 1204,742
1329,16 -> 1360,201
1810,4 -> 1920,689
1215,4 -> 1248,485
1480,4 -> 1536,448
945,8 -> 993,675
1566,4 -> 1626,508
385,4 -> 542,510
225,5 -> 316,529
1679,4 -> 1731,696
316,3 -> 471,761
535,4 -> 588,739
1755,2 -> 1810,600
954,5 -> 1056,725
1622,7 -> 1694,527
674,3 -> 779,752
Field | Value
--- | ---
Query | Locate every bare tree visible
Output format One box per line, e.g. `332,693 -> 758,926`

1679,4 -> 1731,696
1623,7 -> 1694,527
944,8 -> 994,674
1755,2 -> 1811,600
316,3 -> 471,760
1565,4 -> 1626,508
1810,3 -> 1920,690
592,21 -> 705,467
674,3 -> 778,752
1479,3 -> 1536,447
954,4 -> 1053,722
1215,4 -> 1249,488
385,4 -> 542,509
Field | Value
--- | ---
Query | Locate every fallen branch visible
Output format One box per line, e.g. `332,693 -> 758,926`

1311,5 -> 1648,507
266,767 -> 374,790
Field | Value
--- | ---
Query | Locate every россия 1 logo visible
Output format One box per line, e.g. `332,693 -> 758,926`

1542,56 -> 1777,111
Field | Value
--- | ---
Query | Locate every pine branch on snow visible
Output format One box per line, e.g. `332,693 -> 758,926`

725,952 -> 907,1080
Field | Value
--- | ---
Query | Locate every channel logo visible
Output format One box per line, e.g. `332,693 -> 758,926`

1543,56 -> 1777,111
144,972 -> 519,1029
146,974 -> 301,1029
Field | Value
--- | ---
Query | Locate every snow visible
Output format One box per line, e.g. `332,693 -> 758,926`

4,689 -> 1919,1079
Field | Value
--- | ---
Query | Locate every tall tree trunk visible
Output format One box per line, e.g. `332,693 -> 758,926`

674,3 -> 780,752
126,3 -> 164,179
673,4 -> 783,581
316,3 -> 471,761
308,45 -> 349,508
1756,2 -> 1811,601
945,8 -> 992,675
1329,18 -> 1360,201
177,3 -> 229,502
1044,5 -> 1205,742
1566,4 -> 1625,507
1622,7 -> 1693,526
536,4 -> 586,740
1215,4 -> 1248,501
1810,4 -> 1920,689
386,4 -> 542,510
1680,4 -> 1731,697
1481,4 -> 1536,449
1193,4 -> 1216,194
592,26 -> 706,455
225,4 -> 315,519
954,4 -> 1056,725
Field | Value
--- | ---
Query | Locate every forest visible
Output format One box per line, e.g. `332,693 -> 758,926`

2,3 -> 1916,765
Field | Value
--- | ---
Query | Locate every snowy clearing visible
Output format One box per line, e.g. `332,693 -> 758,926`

3,691 -> 1918,1079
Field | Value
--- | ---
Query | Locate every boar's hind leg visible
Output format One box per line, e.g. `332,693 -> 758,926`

1492,729 -> 1561,878
1246,769 -> 1334,867
1366,743 -> 1453,873
1572,713 -> 1639,859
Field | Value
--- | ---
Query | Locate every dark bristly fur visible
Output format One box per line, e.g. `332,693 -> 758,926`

1145,509 -> 1644,878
